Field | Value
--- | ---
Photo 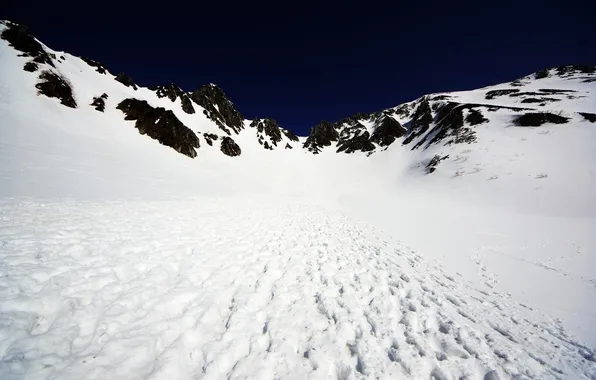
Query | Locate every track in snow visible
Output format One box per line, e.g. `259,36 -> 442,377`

0,198 -> 594,380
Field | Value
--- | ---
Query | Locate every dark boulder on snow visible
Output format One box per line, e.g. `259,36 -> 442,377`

514,112 -> 570,126
115,73 -> 138,90
117,98 -> 200,158
35,70 -> 77,108
579,112 -> 596,123
304,121 -> 340,153
190,84 -> 244,135
220,136 -> 241,157
80,56 -> 108,74
150,84 -> 195,114
370,116 -> 406,146
1,21 -> 54,68
23,61 -> 38,72
90,93 -> 107,112
203,133 -> 219,146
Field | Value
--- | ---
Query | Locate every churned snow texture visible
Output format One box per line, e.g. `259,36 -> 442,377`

1,199 -> 594,380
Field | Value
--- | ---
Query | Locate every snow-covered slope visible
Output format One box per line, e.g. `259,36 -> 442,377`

1,20 -> 595,379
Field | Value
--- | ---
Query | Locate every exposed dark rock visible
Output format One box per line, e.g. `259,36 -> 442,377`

23,61 -> 38,72
115,73 -> 138,90
485,89 -> 520,100
513,112 -> 570,127
250,118 -> 283,147
90,94 -> 107,112
203,133 -> 219,146
579,112 -> 596,122
370,116 -> 406,146
538,89 -> 576,94
465,109 -> 488,125
1,22 -> 54,67
190,84 -> 243,134
403,97 -> 433,145
285,143 -> 293,149
80,56 -> 107,74
116,98 -> 200,158
520,97 -> 560,104
150,84 -> 195,114
555,65 -> 596,77
426,154 -> 449,174
35,70 -> 77,108
535,69 -> 549,79
283,129 -> 299,141
337,130 -> 375,153
220,136 -> 241,156
303,121 -> 340,153
414,103 -> 477,149
431,95 -> 451,101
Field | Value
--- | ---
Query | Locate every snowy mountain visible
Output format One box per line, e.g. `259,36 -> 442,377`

1,20 -> 596,379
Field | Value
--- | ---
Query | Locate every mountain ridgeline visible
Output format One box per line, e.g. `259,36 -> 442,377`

2,20 -> 595,164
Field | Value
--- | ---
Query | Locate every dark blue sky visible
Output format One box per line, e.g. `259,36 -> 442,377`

5,0 -> 595,135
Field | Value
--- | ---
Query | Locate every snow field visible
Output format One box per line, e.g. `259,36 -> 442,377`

1,198 -> 594,379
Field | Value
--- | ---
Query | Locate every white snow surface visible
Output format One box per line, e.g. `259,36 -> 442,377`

1,22 -> 596,379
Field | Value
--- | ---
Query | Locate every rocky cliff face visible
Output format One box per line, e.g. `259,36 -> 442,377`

190,84 -> 244,135
151,84 -> 195,114
250,118 -> 299,150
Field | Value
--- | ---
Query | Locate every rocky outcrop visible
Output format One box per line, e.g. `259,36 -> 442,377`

150,84 -> 195,114
220,136 -> 241,157
554,65 -> 596,77
283,129 -> 299,142
23,61 -> 38,72
35,70 -> 77,108
514,112 -> 570,126
203,133 -> 219,146
465,109 -> 488,125
426,154 -> 449,174
116,99 -> 200,158
403,97 -> 433,145
115,73 -> 138,90
485,89 -> 520,100
535,69 -> 549,79
249,118 -> 298,149
414,103 -> 476,149
80,56 -> 108,74
303,121 -> 340,154
1,21 -> 54,69
579,112 -> 596,123
90,93 -> 108,112
251,118 -> 283,149
190,84 -> 243,135
370,116 -> 406,146
336,129 -> 375,153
